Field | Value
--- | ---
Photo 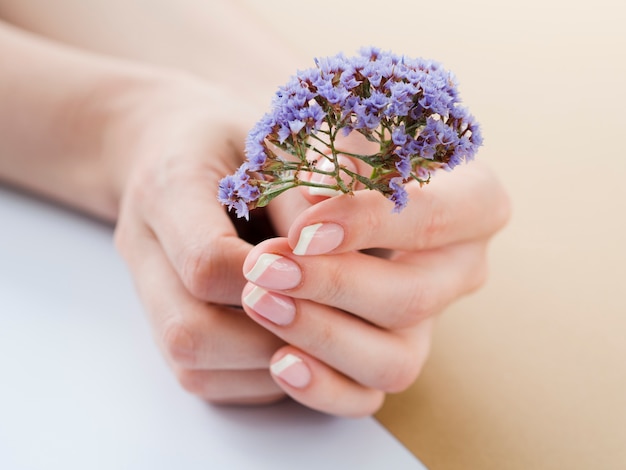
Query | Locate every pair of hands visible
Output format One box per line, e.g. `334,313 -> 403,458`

112,75 -> 510,417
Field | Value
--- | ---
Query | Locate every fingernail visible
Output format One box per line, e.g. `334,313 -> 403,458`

244,253 -> 301,290
270,353 -> 311,388
293,222 -> 344,255
243,286 -> 296,326
308,158 -> 342,197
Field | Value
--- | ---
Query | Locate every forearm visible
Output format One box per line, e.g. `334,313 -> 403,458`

0,20 -> 166,220
0,1 -> 302,106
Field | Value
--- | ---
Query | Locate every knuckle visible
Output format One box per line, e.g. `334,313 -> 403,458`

459,243 -> 490,296
312,261 -> 348,307
393,280 -> 437,328
355,392 -> 386,418
176,369 -> 207,396
421,195 -> 449,249
473,162 -> 512,233
313,321 -> 336,352
112,207 -> 138,262
364,203 -> 383,234
379,344 -> 429,393
126,169 -> 158,211
179,244 -> 215,300
494,187 -> 513,231
113,224 -> 131,259
477,170 -> 512,235
179,238 -> 239,302
377,364 -> 413,393
381,373 -> 413,394
298,318 -> 336,353
468,259 -> 489,293
161,319 -> 198,368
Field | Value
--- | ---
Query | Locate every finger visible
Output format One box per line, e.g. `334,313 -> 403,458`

297,153 -> 361,202
242,237 -> 488,329
115,214 -> 284,370
174,367 -> 285,405
268,347 -> 385,418
288,161 -> 510,255
297,130 -> 377,205
128,126 -> 252,306
266,181 -> 313,237
242,283 -> 434,392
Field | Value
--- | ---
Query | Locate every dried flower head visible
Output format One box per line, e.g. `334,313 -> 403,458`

218,47 -> 482,219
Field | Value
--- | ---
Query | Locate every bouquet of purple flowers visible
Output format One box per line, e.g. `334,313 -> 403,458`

218,47 -> 482,219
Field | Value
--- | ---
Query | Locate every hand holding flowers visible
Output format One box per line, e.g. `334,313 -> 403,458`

110,53 -> 508,416
215,49 -> 508,415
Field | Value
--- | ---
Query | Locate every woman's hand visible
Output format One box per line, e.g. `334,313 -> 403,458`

110,74 -> 310,404
0,19 -> 306,405
241,159 -> 510,416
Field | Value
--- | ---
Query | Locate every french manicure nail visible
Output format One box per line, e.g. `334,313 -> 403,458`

308,155 -> 358,197
293,223 -> 344,255
270,353 -> 311,388
308,158 -> 342,197
244,253 -> 301,290
243,286 -> 296,326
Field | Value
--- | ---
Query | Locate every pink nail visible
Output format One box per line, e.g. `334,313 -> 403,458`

309,158 -> 342,197
293,223 -> 344,255
244,253 -> 301,290
243,286 -> 296,326
308,156 -> 358,197
270,354 -> 311,388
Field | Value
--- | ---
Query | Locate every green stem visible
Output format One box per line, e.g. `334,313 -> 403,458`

326,124 -> 349,191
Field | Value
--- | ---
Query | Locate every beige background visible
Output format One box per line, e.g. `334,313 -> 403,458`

245,1 -> 626,468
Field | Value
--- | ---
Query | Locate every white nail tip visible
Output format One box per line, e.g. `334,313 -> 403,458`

243,286 -> 267,308
270,354 -> 302,375
316,157 -> 336,171
308,186 -> 343,197
245,253 -> 281,282
293,223 -> 323,255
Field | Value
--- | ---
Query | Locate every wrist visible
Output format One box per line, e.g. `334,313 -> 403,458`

0,22 -> 204,222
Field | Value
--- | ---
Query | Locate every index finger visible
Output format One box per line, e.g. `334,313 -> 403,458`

288,161 -> 510,255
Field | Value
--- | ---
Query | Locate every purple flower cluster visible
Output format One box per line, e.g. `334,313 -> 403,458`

218,47 -> 482,217
216,167 -> 259,220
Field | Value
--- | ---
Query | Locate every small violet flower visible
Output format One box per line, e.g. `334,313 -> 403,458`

218,47 -> 482,217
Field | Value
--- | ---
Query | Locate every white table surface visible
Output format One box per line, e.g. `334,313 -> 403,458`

0,186 -> 425,470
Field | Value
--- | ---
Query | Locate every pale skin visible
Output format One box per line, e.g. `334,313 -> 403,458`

0,2 -> 510,416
